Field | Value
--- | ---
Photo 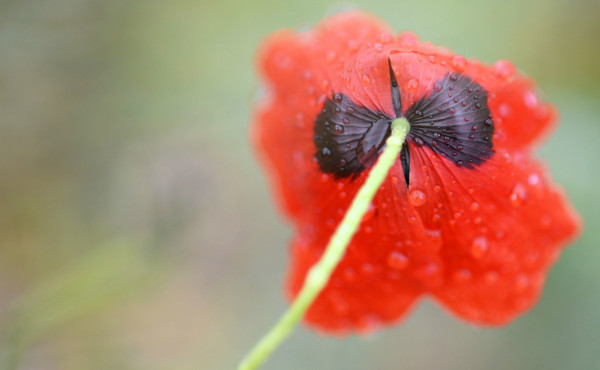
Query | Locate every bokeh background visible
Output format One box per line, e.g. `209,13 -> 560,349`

0,0 -> 599,369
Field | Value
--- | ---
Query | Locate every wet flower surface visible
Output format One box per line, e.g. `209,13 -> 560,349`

252,11 -> 581,334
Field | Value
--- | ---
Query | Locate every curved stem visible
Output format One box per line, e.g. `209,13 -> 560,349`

239,118 -> 410,370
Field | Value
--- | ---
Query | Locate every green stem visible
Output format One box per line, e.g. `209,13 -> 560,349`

239,117 -> 410,370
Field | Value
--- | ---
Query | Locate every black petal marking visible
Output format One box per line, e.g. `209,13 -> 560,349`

388,58 -> 402,118
313,70 -> 494,181
405,73 -> 494,168
314,93 -> 393,177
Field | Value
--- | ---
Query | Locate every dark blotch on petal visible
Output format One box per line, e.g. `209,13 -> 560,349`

405,73 -> 495,168
314,93 -> 393,178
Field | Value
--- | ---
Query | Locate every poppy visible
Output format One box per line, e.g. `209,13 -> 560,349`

252,11 -> 581,334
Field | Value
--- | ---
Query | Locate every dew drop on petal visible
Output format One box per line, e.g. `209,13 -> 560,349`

527,173 -> 541,187
360,263 -> 376,277
470,236 -> 489,259
361,74 -> 371,86
408,189 -> 427,207
358,314 -> 382,334
540,214 -> 552,229
387,251 -> 409,270
451,55 -> 467,72
509,182 -> 528,207
379,32 -> 394,44
453,268 -> 472,283
524,91 -> 538,109
493,60 -> 516,80
363,202 -> 376,221
348,40 -> 359,53
515,274 -> 530,292
332,297 -> 349,314
499,103 -> 512,117
484,270 -> 499,285
404,78 -> 419,93
343,267 -> 356,282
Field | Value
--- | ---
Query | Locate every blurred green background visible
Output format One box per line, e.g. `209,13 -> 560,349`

0,0 -> 598,369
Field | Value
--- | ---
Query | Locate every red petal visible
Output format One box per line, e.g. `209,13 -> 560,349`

407,145 -> 581,324
286,164 -> 438,333
253,12 -> 396,220
253,11 -> 581,332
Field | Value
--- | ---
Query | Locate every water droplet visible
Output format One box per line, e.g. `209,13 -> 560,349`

453,268 -> 472,283
498,103 -> 511,117
426,229 -> 442,251
509,182 -> 528,207
363,203 -> 376,221
348,40 -> 359,53
325,50 -> 336,63
274,52 -> 292,70
331,295 -> 349,314
428,55 -> 436,63
493,60 -> 516,80
484,270 -> 499,285
379,32 -> 394,44
360,263 -> 376,276
433,185 -> 441,192
404,78 -> 419,93
524,91 -> 538,109
540,214 -> 552,229
391,175 -> 399,184
358,314 -> 382,334
470,236 -> 489,258
434,82 -> 443,92
515,274 -> 529,292
450,73 -> 459,82
343,267 -> 356,282
334,124 -> 344,134
374,43 -> 383,52
321,147 -> 332,157
408,189 -> 427,207
527,173 -> 541,187
470,202 -> 479,211
451,55 -> 466,72
387,251 -> 409,270
361,74 -> 371,86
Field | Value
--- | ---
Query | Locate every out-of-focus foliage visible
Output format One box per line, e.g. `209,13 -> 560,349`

0,0 -> 598,369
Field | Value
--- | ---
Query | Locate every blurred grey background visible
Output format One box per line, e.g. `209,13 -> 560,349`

0,0 -> 598,369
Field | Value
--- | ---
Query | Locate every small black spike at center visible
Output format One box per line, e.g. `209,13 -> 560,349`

388,58 -> 402,118
400,144 -> 410,187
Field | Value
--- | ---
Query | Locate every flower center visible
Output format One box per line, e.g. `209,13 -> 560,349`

313,59 -> 495,185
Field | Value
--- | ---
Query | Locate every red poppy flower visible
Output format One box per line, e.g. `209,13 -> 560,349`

252,11 -> 581,334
